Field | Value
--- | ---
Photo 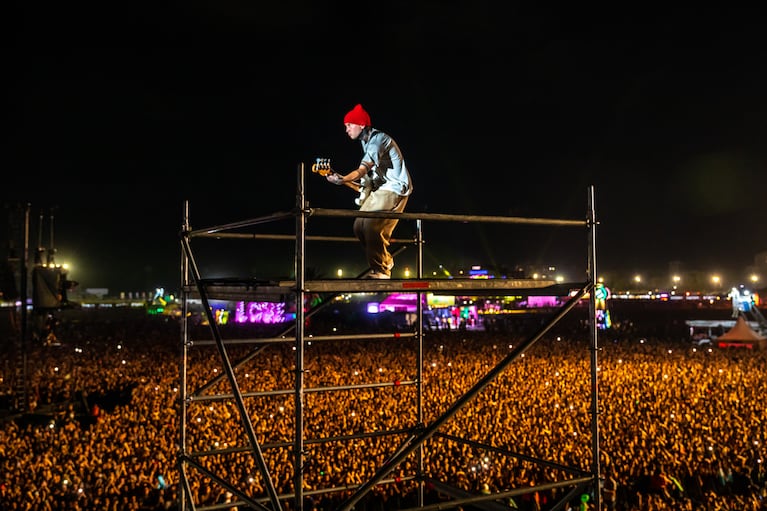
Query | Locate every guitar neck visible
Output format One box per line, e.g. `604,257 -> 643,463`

312,158 -> 361,194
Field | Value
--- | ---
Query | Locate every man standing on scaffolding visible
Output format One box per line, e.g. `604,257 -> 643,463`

326,104 -> 413,279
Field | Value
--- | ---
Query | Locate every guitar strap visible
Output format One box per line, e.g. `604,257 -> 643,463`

361,129 -> 388,192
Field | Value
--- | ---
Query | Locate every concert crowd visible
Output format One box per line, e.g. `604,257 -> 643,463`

0,310 -> 765,511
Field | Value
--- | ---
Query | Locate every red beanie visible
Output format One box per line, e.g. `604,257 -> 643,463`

343,104 -> 371,126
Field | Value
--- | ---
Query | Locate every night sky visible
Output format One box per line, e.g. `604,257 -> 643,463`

7,4 -> 767,293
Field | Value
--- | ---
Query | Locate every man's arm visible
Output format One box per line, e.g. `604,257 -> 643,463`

326,166 -> 364,193
327,165 -> 367,186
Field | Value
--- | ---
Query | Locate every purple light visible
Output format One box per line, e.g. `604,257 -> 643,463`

527,296 -> 560,308
234,301 -> 287,324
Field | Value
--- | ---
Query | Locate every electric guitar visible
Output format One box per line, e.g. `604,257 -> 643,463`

312,158 -> 370,206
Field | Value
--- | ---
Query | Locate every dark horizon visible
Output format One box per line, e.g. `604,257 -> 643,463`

8,5 -> 767,292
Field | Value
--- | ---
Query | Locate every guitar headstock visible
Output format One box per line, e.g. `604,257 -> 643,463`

311,158 -> 333,176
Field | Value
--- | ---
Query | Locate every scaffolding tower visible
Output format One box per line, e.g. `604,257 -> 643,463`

178,163 -> 602,511
2,203 -> 30,412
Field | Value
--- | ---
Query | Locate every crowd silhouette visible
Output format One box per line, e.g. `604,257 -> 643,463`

1,308 -> 766,511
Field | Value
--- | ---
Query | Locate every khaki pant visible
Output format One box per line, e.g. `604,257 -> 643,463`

353,189 -> 408,275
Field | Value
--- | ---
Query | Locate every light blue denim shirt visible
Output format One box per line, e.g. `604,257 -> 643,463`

359,128 -> 413,197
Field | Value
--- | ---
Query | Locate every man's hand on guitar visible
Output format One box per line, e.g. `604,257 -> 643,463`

326,172 -> 344,186
313,157 -> 363,201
